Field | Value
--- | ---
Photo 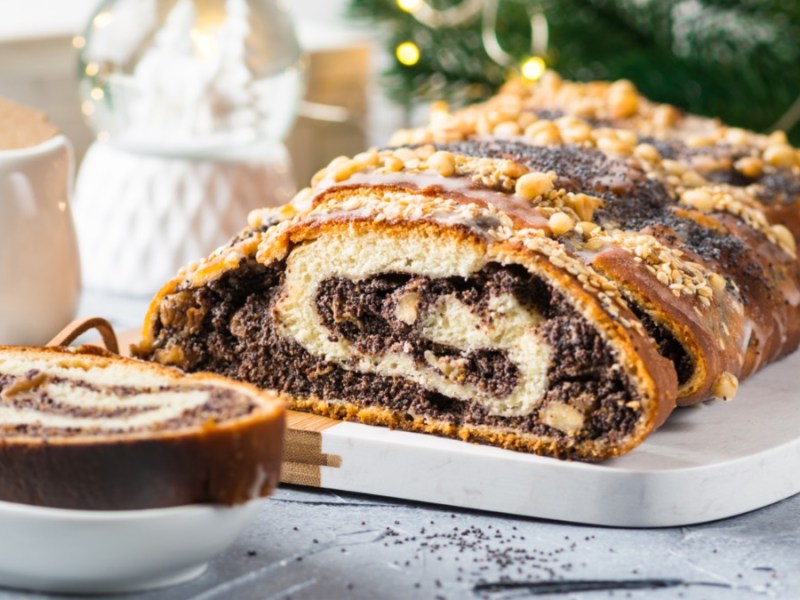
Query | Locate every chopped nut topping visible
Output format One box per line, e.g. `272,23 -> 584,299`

575,221 -> 600,238
633,143 -> 661,163
428,150 -> 456,177
764,144 -> 796,168
769,130 -> 789,145
581,237 -> 606,252
771,224 -> 797,255
515,171 -> 556,200
524,120 -> 561,145
724,128 -> 750,146
556,117 -> 592,144
662,159 -> 687,177
353,151 -> 380,168
708,273 -> 727,293
685,133 -> 720,148
680,170 -> 707,188
247,209 -> 266,230
712,371 -> 739,401
607,79 -> 639,119
652,105 -> 678,129
383,156 -> 404,172
548,212 -> 574,237
681,189 -> 714,212
493,121 -> 522,137
564,193 -> 603,222
734,157 -> 763,179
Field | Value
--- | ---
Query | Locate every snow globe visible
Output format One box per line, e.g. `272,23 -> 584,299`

73,0 -> 303,295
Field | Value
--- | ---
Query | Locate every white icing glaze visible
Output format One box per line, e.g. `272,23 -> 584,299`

317,171 -> 551,229
566,241 -> 611,265
740,319 -> 754,356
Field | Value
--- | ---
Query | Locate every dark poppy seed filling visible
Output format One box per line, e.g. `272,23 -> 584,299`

149,260 -> 643,442
315,272 -> 521,398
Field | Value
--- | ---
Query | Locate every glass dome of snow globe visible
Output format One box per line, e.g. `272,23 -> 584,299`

77,0 -> 304,155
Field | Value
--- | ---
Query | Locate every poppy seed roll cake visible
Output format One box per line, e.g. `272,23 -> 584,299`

0,345 -> 286,509
136,75 -> 800,461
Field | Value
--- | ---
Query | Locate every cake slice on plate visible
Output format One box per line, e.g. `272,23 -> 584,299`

0,345 -> 286,510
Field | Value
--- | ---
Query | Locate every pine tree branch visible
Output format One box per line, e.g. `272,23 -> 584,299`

345,0 -> 800,140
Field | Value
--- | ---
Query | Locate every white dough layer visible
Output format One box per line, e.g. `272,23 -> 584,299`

274,228 -> 552,417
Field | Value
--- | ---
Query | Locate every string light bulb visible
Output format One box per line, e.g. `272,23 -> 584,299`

397,0 -> 422,13
521,56 -> 546,81
92,11 -> 113,28
396,41 -> 421,66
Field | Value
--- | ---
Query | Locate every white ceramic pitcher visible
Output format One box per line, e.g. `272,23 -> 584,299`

0,135 -> 81,345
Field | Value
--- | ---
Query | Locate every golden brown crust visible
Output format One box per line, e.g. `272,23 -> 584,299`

290,395 -> 629,462
0,345 -> 286,509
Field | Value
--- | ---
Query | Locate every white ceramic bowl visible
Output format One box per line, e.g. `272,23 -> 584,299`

0,498 -> 262,594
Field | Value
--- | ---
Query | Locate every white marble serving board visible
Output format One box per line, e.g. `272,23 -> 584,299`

282,350 -> 800,528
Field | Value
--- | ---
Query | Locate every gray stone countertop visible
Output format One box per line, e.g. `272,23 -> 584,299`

1,291 -> 797,600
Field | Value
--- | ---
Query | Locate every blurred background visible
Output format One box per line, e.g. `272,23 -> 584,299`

2,0 -> 798,187
0,0 -> 391,187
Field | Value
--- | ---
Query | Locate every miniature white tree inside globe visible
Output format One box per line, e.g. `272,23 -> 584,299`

77,0 -> 304,153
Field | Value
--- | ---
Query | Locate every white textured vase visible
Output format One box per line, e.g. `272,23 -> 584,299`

73,141 -> 295,296
0,135 -> 81,345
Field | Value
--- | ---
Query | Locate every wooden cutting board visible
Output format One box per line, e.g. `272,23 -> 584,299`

115,329 -> 800,528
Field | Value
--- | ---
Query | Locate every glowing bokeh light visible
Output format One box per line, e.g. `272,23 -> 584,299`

396,41 -> 421,66
521,56 -> 546,81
